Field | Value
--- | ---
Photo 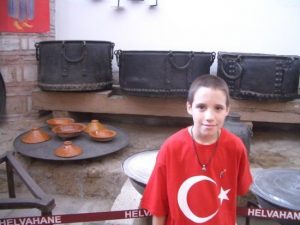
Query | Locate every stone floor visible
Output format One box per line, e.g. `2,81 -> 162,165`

0,112 -> 299,225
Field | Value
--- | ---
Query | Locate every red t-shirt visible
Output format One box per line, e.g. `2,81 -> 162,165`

141,127 -> 253,225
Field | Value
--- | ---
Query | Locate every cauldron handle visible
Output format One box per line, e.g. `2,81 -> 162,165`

62,41 -> 87,63
35,43 -> 40,61
168,51 -> 194,70
114,49 -> 122,67
219,55 -> 243,80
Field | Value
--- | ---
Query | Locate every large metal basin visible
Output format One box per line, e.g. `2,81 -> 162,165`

251,168 -> 300,225
122,150 -> 158,194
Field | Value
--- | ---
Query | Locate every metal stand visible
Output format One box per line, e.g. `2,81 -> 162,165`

0,151 -> 55,216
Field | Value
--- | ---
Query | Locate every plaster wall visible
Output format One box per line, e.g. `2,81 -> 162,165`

55,0 -> 300,73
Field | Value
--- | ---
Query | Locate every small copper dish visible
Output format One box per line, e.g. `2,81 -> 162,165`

46,117 -> 75,128
54,141 -> 82,158
52,123 -> 86,139
89,129 -> 117,142
84,119 -> 106,133
21,128 -> 51,144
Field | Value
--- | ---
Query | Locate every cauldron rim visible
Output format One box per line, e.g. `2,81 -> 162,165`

251,168 -> 300,211
122,149 -> 158,186
36,40 -> 114,44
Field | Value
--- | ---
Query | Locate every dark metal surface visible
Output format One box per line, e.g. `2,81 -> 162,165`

224,113 -> 252,153
14,125 -> 129,161
0,72 -> 6,115
0,151 -> 55,215
217,52 -> 300,100
251,168 -> 300,211
35,40 -> 114,91
115,50 -> 215,97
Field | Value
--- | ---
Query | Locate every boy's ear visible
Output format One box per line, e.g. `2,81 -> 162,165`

186,102 -> 192,115
226,106 -> 230,116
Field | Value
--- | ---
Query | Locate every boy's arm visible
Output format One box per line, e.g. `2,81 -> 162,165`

152,215 -> 166,225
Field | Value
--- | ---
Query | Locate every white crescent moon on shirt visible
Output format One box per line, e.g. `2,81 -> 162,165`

177,175 -> 220,223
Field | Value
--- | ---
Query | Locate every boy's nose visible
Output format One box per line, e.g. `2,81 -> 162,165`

204,109 -> 215,121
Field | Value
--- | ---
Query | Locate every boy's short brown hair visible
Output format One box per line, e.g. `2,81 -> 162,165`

187,74 -> 230,107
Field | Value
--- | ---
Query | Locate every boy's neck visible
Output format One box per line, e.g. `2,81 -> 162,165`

189,126 -> 220,145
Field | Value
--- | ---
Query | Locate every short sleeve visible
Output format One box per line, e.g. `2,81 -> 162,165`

140,149 -> 169,216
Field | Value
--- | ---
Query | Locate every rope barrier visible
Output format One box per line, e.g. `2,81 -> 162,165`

1,207 -> 299,225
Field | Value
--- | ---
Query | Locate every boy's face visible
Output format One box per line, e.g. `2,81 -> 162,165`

186,87 -> 229,143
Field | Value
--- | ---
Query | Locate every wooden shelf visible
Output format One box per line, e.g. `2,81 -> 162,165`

32,90 -> 300,123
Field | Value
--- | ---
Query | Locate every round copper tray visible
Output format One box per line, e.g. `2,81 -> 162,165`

14,125 -> 129,161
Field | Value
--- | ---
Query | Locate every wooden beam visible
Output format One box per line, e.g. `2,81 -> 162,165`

32,90 -> 300,123
32,90 -> 189,117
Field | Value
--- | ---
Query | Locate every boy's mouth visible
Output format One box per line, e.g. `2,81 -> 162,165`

202,124 -> 216,127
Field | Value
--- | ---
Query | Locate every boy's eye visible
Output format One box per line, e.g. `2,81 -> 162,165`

197,104 -> 206,110
215,105 -> 224,111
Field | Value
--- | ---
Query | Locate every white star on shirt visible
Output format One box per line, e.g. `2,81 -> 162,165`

218,187 -> 230,204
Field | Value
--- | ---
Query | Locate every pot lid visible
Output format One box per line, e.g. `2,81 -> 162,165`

21,127 -> 51,144
54,141 -> 82,158
251,168 -> 300,210
122,150 -> 158,185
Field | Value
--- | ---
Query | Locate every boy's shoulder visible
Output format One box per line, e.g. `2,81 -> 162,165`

221,128 -> 242,141
158,127 -> 190,157
220,128 -> 246,151
162,127 -> 190,149
166,127 -> 189,141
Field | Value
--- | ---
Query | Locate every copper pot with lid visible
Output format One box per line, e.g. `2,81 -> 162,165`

21,127 -> 51,144
54,141 -> 82,158
84,119 -> 106,133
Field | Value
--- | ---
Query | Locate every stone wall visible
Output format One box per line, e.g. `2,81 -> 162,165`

0,0 -> 55,121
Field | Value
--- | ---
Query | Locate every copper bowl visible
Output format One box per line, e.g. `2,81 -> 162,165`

52,123 -> 86,139
89,129 -> 117,142
84,119 -> 106,133
21,127 -> 51,144
54,141 -> 82,158
46,117 -> 75,128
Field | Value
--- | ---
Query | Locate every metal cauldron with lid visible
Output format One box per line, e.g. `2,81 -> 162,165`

251,168 -> 300,225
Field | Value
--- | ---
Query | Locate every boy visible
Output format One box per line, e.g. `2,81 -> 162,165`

141,74 -> 253,225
